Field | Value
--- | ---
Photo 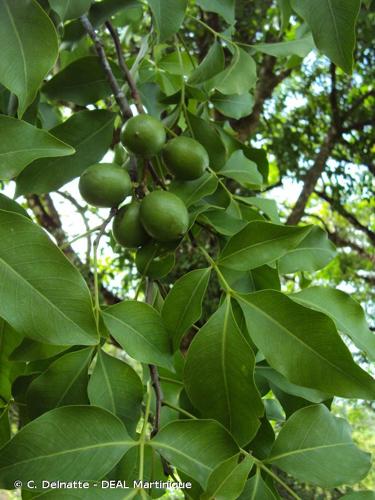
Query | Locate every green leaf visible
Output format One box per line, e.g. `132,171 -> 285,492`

184,299 -> 263,445
147,0 -> 187,41
219,221 -> 311,271
103,301 -> 173,369
0,409 -> 10,448
0,320 -> 23,402
10,338 -> 67,362
236,196 -> 280,223
290,0 -> 361,73
159,51 -> 195,75
16,110 -> 115,195
214,49 -> 257,95
196,0 -> 235,24
0,116 -> 74,180
0,193 -> 29,218
187,112 -> 227,169
278,226 -> 336,274
212,93 -> 254,119
112,446 -> 166,497
151,419 -> 239,487
88,350 -> 143,434
135,242 -> 175,280
256,367 -> 330,403
169,172 -> 218,207
188,42 -> 225,85
0,406 -> 134,488
239,469 -> 279,499
202,209 -> 248,236
252,33 -> 315,58
291,286 -> 375,361
0,0 -> 58,117
162,268 -> 211,349
43,56 -> 121,106
277,0 -> 292,32
0,210 -> 98,346
237,290 -> 375,399
268,404 -> 371,487
341,493 -> 375,500
202,454 -> 254,500
26,348 -> 93,418
49,0 -> 92,21
219,150 -> 263,187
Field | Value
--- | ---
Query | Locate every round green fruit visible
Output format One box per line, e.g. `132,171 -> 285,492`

162,136 -> 209,180
79,163 -> 132,208
112,201 -> 149,248
121,114 -> 166,157
140,191 -> 189,242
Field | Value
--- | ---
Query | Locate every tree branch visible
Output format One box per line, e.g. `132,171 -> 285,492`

328,231 -> 375,263
105,21 -> 144,115
232,55 -> 292,141
286,129 -> 337,225
81,15 -> 132,120
315,190 -> 375,244
329,63 -> 340,128
340,119 -> 374,133
342,89 -> 375,121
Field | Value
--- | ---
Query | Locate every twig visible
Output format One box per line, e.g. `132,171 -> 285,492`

105,21 -> 144,115
149,364 -> 163,437
342,89 -> 375,121
144,280 -> 164,438
147,160 -> 167,189
315,189 -> 375,244
92,207 -> 118,325
56,190 -> 92,267
81,15 -> 132,119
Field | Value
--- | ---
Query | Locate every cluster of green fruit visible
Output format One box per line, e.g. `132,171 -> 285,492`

78,114 -> 209,248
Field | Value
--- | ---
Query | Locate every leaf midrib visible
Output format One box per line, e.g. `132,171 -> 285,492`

0,255 -> 95,343
219,300 -> 232,432
268,441 -> 350,462
152,441 -> 212,474
326,0 -> 347,68
55,349 -> 93,407
173,269 -> 209,336
237,295 -> 369,391
3,1 -> 27,99
104,313 -> 168,360
0,147 -> 72,159
220,229 -> 307,263
0,441 -> 133,472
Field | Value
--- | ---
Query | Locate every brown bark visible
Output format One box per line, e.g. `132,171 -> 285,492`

286,129 -> 337,225
316,190 -> 375,245
233,55 -> 292,141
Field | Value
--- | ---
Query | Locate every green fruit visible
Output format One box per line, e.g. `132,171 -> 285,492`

79,163 -> 132,208
162,136 -> 209,180
112,201 -> 149,248
121,114 -> 166,157
140,191 -> 189,242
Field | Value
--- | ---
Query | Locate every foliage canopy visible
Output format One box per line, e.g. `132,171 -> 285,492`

0,0 -> 374,499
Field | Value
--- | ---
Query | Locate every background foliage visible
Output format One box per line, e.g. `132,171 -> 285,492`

0,0 -> 374,499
